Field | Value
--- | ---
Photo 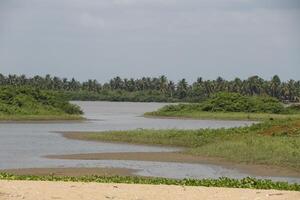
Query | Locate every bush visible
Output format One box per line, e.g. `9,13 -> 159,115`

201,93 -> 285,114
0,86 -> 83,115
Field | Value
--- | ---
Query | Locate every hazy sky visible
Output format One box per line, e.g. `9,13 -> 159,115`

0,0 -> 299,82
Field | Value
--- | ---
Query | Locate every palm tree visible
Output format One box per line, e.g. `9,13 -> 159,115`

177,79 -> 188,99
270,75 -> 281,98
159,75 -> 168,94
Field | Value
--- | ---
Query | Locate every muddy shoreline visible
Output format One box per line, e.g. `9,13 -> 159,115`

45,151 -> 300,178
59,131 -> 300,179
0,167 -> 136,177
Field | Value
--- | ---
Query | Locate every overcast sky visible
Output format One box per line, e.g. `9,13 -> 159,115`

0,0 -> 299,82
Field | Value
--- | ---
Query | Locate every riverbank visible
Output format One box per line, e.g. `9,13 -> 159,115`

145,93 -> 300,121
0,167 -> 135,177
0,114 -> 84,122
145,110 -> 300,121
0,180 -> 299,200
58,119 -> 300,175
46,151 -> 300,178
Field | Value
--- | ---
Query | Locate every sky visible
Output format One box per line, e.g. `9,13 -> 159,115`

0,0 -> 299,82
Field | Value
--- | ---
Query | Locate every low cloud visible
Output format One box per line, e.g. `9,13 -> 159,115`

0,0 -> 299,81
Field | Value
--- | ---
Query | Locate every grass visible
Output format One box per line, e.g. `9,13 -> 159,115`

72,119 -> 300,171
145,110 -> 300,121
0,173 -> 299,191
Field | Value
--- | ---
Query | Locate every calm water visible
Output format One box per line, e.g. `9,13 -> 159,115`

0,101 -> 299,183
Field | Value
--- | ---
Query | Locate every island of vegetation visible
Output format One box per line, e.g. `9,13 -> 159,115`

0,86 -> 83,121
60,119 -> 300,179
145,92 -> 300,120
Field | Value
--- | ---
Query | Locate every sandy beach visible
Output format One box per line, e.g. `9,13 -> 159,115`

0,180 -> 299,200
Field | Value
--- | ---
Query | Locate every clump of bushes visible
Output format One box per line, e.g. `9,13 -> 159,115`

201,93 -> 285,114
157,93 -> 291,114
286,104 -> 300,114
0,86 -> 83,115
63,90 -> 178,102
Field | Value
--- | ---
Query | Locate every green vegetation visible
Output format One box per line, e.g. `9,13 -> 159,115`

146,93 -> 300,120
0,86 -> 83,120
63,90 -> 177,102
200,93 -> 285,113
1,74 -> 299,102
147,110 -> 300,121
0,173 -> 299,191
74,119 -> 300,171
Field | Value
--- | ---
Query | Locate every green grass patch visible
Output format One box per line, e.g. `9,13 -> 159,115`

76,119 -> 300,171
0,173 -> 299,191
145,110 -> 300,121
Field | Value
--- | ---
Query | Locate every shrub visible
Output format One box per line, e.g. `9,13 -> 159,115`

201,93 -> 285,114
0,86 -> 83,115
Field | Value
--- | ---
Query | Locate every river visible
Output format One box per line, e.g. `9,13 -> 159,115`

0,101 -> 299,183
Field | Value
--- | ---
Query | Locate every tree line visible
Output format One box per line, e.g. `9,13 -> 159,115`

0,73 -> 299,102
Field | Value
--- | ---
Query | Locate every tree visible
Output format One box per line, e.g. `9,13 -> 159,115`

270,75 -> 281,98
177,79 -> 188,99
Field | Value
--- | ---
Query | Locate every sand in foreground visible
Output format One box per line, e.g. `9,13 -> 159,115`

0,180 -> 299,200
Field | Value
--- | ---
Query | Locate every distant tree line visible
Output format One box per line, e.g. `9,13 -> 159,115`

0,73 -> 299,102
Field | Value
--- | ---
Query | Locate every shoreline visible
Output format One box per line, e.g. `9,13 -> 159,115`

0,167 -> 136,177
143,114 -> 259,122
59,131 -> 300,179
144,112 -> 300,121
0,115 -> 85,123
45,151 -> 300,178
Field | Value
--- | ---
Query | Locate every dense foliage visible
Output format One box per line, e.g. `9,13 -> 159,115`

0,73 -> 299,102
199,93 -> 285,113
63,90 -> 177,102
0,86 -> 82,116
153,93 -> 300,115
0,173 -> 299,191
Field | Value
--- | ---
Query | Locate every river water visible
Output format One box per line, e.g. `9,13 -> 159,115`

0,101 -> 299,183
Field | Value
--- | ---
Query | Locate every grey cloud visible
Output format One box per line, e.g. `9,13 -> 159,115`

0,0 -> 299,81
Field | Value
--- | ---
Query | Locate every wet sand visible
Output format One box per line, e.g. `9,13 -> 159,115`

0,180 -> 299,200
0,167 -> 135,177
46,152 -> 300,178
